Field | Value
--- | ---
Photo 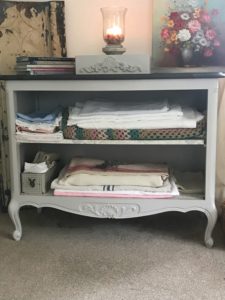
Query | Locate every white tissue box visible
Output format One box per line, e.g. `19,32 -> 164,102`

21,165 -> 58,195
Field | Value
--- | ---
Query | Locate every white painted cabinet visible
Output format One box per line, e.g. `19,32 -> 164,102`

6,77 -> 219,246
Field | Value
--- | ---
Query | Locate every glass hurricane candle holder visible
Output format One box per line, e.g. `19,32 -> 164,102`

101,7 -> 127,55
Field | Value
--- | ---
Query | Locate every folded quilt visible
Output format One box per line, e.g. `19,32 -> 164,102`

57,158 -> 169,188
51,168 -> 172,192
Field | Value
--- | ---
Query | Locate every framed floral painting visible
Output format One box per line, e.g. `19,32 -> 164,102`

152,0 -> 225,67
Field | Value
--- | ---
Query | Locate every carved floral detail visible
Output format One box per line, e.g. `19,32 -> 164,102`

79,57 -> 142,74
79,203 -> 140,218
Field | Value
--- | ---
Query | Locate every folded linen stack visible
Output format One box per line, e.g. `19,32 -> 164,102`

67,99 -> 204,130
51,157 -> 179,199
16,107 -> 63,141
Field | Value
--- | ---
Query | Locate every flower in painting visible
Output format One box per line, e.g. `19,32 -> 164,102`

167,20 -> 175,27
205,29 -> 216,41
195,30 -> 204,39
170,31 -> 177,42
193,8 -> 201,19
160,0 -> 221,58
204,48 -> 213,57
213,40 -> 220,47
199,38 -> 208,47
161,28 -> 170,40
188,19 -> 201,33
181,13 -> 190,21
177,29 -> 191,42
170,12 -> 180,21
201,12 -> 211,23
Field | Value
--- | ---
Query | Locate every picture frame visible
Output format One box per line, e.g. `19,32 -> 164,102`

152,0 -> 225,67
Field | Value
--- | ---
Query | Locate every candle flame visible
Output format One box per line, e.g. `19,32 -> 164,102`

106,25 -> 122,36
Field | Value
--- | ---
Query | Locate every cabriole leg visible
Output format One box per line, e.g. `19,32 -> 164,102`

204,208 -> 217,248
8,199 -> 22,241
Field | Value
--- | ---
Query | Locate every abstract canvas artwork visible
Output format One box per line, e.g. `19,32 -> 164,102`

152,0 -> 225,67
0,1 -> 67,74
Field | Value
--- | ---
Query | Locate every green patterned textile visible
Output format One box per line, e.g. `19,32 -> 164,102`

62,114 -> 206,141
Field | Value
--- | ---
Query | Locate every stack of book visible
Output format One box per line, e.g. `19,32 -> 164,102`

15,56 -> 75,75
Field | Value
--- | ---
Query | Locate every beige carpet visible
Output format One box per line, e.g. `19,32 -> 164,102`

0,208 -> 225,300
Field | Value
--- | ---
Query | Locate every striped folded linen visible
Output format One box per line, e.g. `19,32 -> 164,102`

53,177 -> 179,198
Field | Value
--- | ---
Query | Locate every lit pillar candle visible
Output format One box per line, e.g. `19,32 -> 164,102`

101,7 -> 127,54
104,25 -> 125,45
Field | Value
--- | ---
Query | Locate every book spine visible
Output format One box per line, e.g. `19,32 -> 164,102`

16,56 -> 75,63
29,61 -> 75,65
16,63 -> 75,68
29,69 -> 74,75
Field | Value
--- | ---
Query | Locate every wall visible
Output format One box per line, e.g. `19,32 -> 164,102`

8,0 -> 152,56
65,0 -> 152,56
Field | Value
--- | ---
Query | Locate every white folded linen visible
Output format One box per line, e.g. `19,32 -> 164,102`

16,131 -> 63,142
67,100 -> 185,127
68,99 -> 170,119
67,98 -> 204,130
72,107 -> 203,129
67,106 -> 184,127
53,178 -> 179,198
